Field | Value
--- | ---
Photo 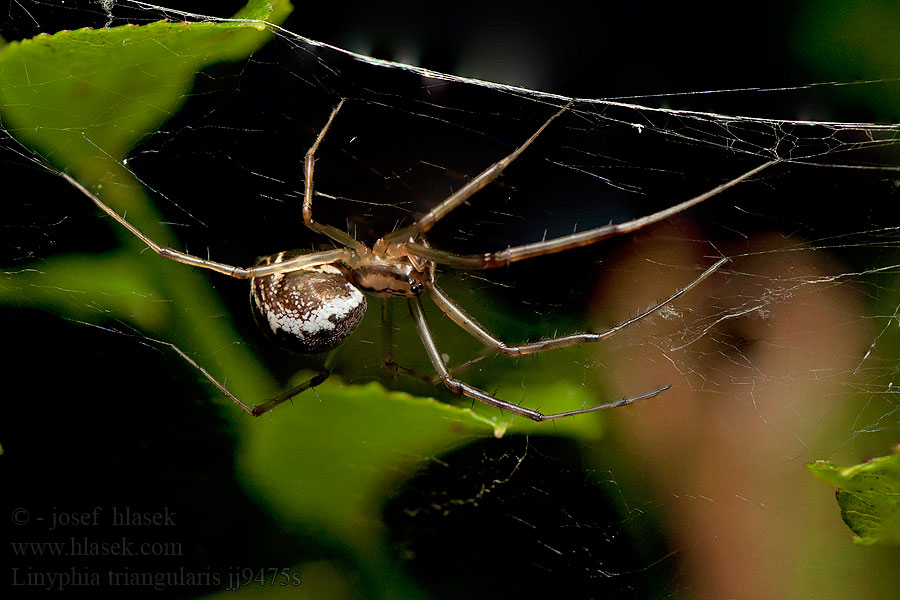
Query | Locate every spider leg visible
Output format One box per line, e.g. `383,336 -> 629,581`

425,257 -> 725,357
380,296 -> 430,378
248,369 -> 331,416
380,296 -> 411,377
62,172 -> 354,278
303,99 -> 367,253
382,297 -> 485,384
408,297 -> 669,421
382,100 -> 574,245
169,343 -> 331,417
400,159 -> 778,269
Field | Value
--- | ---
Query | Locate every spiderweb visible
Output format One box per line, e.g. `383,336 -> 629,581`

3,1 -> 900,598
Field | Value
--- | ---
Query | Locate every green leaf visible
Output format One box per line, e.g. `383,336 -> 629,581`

0,0 -> 292,174
0,0 -> 296,410
236,379 -> 500,592
807,446 -> 900,545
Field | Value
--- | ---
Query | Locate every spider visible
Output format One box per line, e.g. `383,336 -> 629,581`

61,99 -> 776,421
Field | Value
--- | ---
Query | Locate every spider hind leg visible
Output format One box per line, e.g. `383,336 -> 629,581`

407,297 -> 668,422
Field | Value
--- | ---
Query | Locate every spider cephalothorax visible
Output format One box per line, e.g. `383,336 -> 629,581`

344,250 -> 430,298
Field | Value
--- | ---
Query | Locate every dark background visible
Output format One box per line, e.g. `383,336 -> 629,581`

3,2 -> 900,598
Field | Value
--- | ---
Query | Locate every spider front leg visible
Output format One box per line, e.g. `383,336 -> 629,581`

302,99 -> 367,253
382,100 -> 575,245
407,298 -> 668,422
400,160 -> 778,270
62,172 -> 355,279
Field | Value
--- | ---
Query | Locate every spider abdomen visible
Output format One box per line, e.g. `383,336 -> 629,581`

250,253 -> 367,354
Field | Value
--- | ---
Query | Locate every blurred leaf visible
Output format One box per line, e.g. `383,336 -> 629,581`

241,378 -> 502,532
807,446 -> 900,545
0,251 -> 168,329
796,1 -> 900,120
237,378 -> 500,595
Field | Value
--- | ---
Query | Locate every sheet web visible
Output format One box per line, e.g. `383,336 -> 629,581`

3,1 -> 900,598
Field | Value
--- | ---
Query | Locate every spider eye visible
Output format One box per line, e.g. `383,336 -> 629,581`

250,263 -> 367,354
